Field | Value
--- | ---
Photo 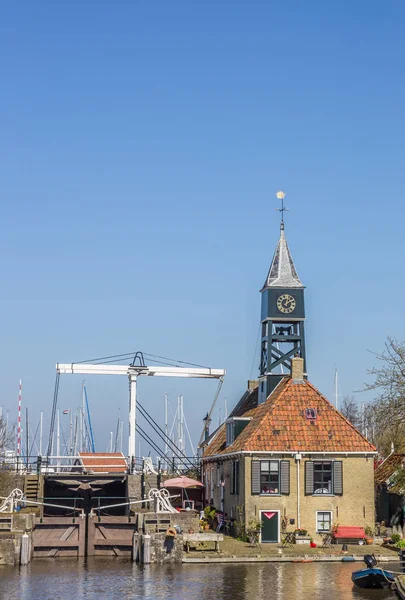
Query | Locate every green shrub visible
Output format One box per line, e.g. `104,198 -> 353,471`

391,533 -> 401,544
396,539 -> 405,548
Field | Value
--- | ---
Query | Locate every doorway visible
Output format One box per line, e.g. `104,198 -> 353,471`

260,510 -> 280,543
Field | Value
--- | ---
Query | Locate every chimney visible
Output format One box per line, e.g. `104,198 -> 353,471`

247,380 -> 259,391
291,357 -> 304,381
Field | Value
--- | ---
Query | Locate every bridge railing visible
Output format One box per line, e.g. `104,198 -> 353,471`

0,454 -> 201,476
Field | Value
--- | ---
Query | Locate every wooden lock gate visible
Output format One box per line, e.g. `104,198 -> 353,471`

32,515 -> 137,558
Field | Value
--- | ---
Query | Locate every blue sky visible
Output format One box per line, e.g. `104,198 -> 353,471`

1,1 -> 405,456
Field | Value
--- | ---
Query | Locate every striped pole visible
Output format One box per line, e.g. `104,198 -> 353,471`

17,379 -> 22,456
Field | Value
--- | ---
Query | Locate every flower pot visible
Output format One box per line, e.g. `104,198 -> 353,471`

310,542 -> 317,548
365,537 -> 374,545
295,536 -> 311,545
204,524 -> 210,531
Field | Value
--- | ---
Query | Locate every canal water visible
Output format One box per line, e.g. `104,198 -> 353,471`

0,559 -> 399,599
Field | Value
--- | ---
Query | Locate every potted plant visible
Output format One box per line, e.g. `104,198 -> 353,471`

364,525 -> 374,545
246,519 -> 262,546
310,537 -> 317,548
203,506 -> 216,529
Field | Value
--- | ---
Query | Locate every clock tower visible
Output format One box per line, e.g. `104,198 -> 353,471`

258,193 -> 306,403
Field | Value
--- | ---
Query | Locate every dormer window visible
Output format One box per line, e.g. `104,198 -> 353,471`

306,408 -> 317,420
226,417 -> 252,446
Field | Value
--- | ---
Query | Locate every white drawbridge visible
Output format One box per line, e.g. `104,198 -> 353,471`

54,354 -> 225,459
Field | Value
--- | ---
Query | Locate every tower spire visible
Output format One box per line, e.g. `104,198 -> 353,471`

262,191 -> 303,290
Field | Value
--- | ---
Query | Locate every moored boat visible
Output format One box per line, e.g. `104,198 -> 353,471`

352,554 -> 395,589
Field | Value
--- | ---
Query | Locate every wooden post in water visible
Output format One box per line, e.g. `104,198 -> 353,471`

132,533 -> 139,562
142,534 -> 151,564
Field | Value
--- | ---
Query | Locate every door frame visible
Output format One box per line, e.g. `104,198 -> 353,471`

259,509 -> 281,544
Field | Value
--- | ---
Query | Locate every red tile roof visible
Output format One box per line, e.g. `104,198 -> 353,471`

203,377 -> 376,458
78,452 -> 127,473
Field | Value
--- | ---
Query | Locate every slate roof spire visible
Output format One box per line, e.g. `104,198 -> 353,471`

262,192 -> 304,289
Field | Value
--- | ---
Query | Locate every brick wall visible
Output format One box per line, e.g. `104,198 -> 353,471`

243,454 -> 375,540
203,453 -> 375,540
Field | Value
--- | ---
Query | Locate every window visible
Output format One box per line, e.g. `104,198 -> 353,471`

226,421 -> 234,446
306,408 -> 317,420
305,461 -> 343,496
316,511 -> 332,532
313,462 -> 332,494
252,460 -> 290,495
260,460 -> 280,494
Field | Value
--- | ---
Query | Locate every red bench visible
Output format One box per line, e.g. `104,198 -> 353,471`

333,526 -> 365,543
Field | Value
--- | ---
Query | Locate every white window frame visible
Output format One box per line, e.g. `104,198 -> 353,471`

316,510 -> 333,533
259,459 -> 281,495
313,461 -> 333,495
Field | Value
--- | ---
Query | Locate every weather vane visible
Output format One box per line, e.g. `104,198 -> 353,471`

276,190 -> 288,229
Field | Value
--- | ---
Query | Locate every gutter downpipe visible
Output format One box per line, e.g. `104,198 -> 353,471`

295,453 -> 302,529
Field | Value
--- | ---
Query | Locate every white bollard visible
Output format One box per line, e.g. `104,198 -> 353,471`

143,534 -> 151,564
20,533 -> 30,565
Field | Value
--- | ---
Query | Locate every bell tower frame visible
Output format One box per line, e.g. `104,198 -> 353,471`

258,192 -> 307,403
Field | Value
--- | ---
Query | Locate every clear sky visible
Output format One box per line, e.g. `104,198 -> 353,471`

1,1 -> 405,456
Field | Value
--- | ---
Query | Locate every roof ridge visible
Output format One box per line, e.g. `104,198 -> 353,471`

304,380 -> 376,451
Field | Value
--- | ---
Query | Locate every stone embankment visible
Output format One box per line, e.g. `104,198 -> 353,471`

0,514 -> 34,566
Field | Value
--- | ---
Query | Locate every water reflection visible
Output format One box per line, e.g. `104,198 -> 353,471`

0,559 -> 398,600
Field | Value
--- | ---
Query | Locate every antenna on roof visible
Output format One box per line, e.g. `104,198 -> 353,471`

276,190 -> 288,230
334,367 -> 340,410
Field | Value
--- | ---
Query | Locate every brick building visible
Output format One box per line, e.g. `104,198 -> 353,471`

201,358 -> 376,542
201,196 -> 376,542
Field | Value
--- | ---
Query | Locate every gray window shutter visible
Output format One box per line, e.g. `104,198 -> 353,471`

235,460 -> 239,495
280,460 -> 290,495
230,461 -> 234,495
305,461 -> 314,495
251,461 -> 261,495
333,461 -> 343,495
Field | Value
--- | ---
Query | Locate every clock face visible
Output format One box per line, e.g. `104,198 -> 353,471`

277,293 -> 296,314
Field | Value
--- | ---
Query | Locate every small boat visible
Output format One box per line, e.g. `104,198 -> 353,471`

351,554 -> 395,589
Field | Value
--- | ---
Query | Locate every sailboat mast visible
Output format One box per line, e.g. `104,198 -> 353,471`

69,409 -> 73,455
56,409 -> 60,469
17,380 -> 22,458
81,382 -> 85,452
25,406 -> 29,468
39,411 -> 43,456
334,367 -> 338,410
164,393 -> 168,469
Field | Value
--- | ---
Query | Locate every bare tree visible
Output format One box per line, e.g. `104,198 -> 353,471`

362,336 -> 405,456
340,395 -> 361,429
